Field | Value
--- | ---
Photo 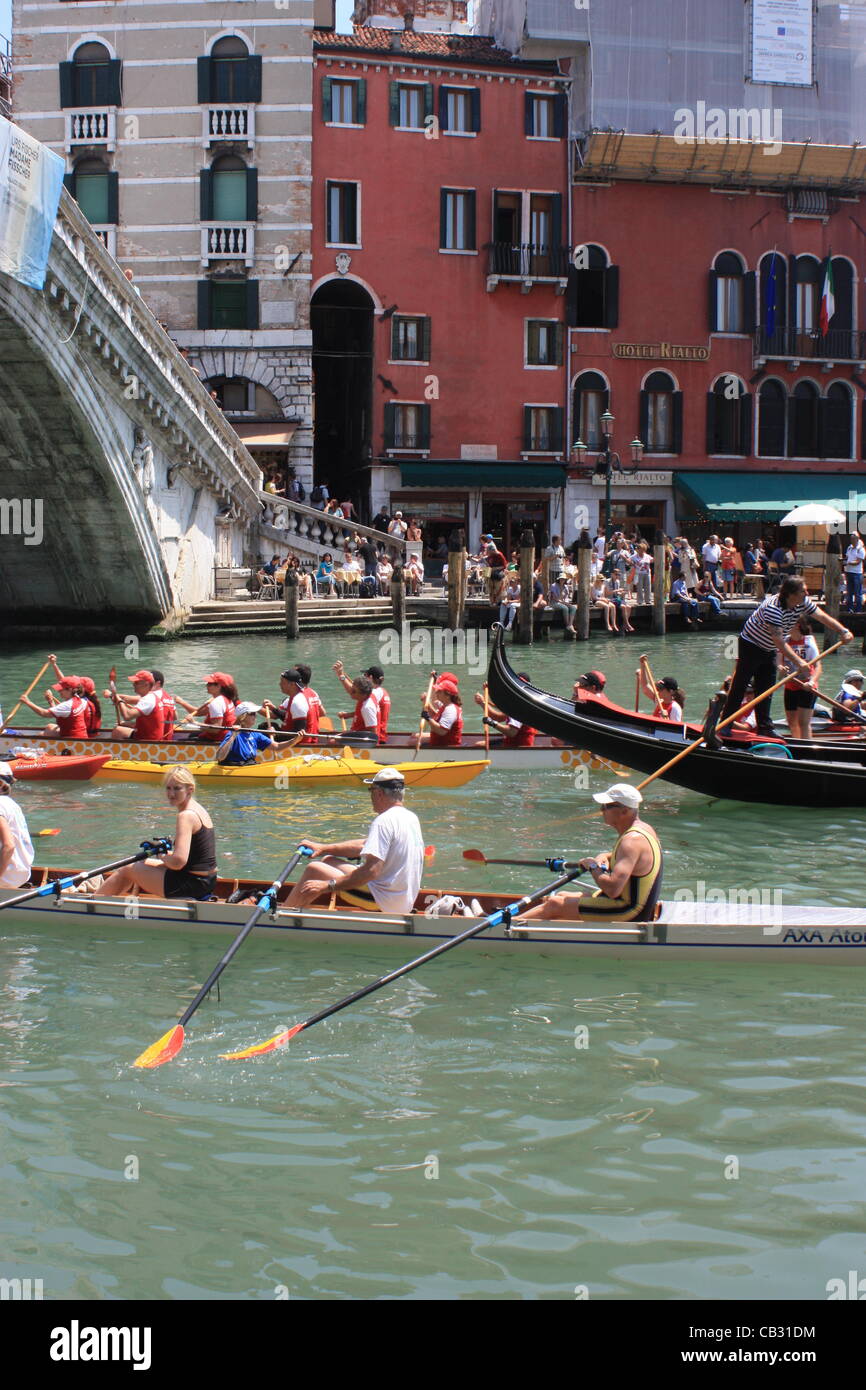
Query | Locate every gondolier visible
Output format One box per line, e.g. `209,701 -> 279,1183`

721,579 -> 852,735
517,783 -> 663,923
0,763 -> 34,890
283,767 -> 424,912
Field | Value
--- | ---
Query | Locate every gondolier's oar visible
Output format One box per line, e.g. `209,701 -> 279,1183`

0,840 -> 172,912
0,659 -> 52,734
635,638 -> 847,793
463,849 -> 579,870
220,864 -> 586,1061
133,844 -> 314,1070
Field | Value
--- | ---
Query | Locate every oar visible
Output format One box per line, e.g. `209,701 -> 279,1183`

107,666 -> 124,726
634,669 -> 641,712
220,863 -> 586,1061
0,839 -> 172,912
634,638 -> 848,794
133,845 -> 314,1070
810,685 -> 866,728
464,849 -> 579,870
639,653 -> 660,711
0,659 -> 51,734
482,682 -> 491,754
413,669 -> 436,758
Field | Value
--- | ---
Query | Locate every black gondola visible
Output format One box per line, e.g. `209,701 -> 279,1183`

486,625 -> 866,807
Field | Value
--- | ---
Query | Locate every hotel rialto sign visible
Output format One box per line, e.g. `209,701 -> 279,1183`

612,342 -> 710,361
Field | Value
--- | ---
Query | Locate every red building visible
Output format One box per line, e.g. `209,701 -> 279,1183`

312,5 -> 572,553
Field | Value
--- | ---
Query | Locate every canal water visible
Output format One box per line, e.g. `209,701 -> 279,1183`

1,630 -> 865,1300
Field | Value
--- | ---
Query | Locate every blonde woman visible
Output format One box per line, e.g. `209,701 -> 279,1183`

591,574 -> 618,632
98,768 -> 217,901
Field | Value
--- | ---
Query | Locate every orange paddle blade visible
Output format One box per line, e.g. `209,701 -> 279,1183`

462,849 -> 486,862
133,1024 -> 184,1069
220,1022 -> 303,1061
424,845 -> 436,860
36,828 -> 61,837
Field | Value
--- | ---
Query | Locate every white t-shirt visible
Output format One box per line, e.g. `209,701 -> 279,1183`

281,692 -> 309,722
0,795 -> 34,889
844,542 -> 865,573
359,695 -> 379,729
136,692 -> 157,715
362,804 -> 425,912
438,703 -> 459,731
702,543 -> 721,566
593,536 -> 606,559
50,698 -> 77,718
207,695 -> 231,720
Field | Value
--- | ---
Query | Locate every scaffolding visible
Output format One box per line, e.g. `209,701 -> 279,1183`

0,35 -> 10,121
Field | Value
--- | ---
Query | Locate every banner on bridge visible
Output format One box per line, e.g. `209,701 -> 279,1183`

0,113 -> 64,291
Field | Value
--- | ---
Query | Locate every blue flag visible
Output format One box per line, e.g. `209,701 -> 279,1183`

765,251 -> 778,338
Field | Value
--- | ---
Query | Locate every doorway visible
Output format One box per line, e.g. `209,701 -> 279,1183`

482,497 -> 549,559
311,279 -> 373,515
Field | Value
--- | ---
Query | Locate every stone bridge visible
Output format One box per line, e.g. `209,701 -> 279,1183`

0,188 -> 263,635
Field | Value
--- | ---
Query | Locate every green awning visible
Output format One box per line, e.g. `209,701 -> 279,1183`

674,471 -> 866,523
399,462 -> 567,489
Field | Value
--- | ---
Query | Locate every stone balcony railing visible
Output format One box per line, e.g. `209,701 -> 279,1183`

65,108 -> 117,152
258,494 -> 408,561
201,223 -> 254,266
202,104 -> 256,149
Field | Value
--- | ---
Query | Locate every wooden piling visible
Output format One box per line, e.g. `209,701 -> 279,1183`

284,569 -> 299,640
514,529 -> 536,644
446,528 -> 466,631
825,533 -> 842,652
576,529 -> 593,641
390,564 -> 406,630
652,529 -> 667,636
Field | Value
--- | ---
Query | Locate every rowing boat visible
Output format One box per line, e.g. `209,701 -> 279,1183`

0,728 -> 619,773
6,753 -> 110,781
3,866 -> 863,962
93,750 -> 489,788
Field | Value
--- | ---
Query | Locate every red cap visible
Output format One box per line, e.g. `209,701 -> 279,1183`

128,670 -> 155,684
204,672 -> 232,685
435,679 -> 460,696
53,675 -> 82,691
582,670 -> 606,689
437,671 -> 459,684
79,677 -> 95,695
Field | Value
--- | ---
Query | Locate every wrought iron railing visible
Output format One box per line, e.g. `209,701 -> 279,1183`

754,325 -> 866,361
487,242 -> 570,278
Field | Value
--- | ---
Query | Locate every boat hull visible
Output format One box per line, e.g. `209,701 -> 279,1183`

7,753 -> 110,781
93,753 -> 490,788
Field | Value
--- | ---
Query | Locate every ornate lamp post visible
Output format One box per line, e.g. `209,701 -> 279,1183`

572,412 -> 645,541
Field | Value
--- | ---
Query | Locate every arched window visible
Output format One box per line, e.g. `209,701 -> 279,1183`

60,42 -> 121,110
69,156 -> 117,225
707,376 -> 751,456
790,380 -> 820,457
572,372 -> 609,450
640,371 -> 681,454
566,244 -> 619,329
757,380 -> 786,457
199,37 -> 261,106
759,252 -> 787,351
710,252 -> 748,333
822,382 -> 853,460
794,256 -> 820,334
205,377 -> 282,417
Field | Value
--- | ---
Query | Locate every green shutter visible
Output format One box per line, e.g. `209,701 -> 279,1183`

59,62 -> 75,109
553,92 -> 566,138
357,79 -> 367,125
384,402 -> 396,449
63,171 -> 75,194
466,191 -> 476,250
197,56 -> 211,104
708,269 -> 718,331
107,60 -> 122,107
245,280 -> 259,330
197,281 -> 210,329
418,405 -> 431,450
604,265 -> 619,328
246,167 -> 258,222
639,391 -> 649,448
671,392 -> 683,455
438,86 -> 448,132
523,406 -> 533,450
550,408 -> 564,452
739,393 -> 753,458
550,194 -> 562,250
247,56 -> 262,103
439,189 -> 448,248
554,322 -> 564,366
345,182 -> 357,243
470,89 -> 481,133
322,76 -> 332,121
527,321 -> 539,363
424,84 -> 434,119
421,317 -> 431,362
389,82 -> 400,127
391,317 -> 400,359
199,169 -> 213,220
106,171 -> 119,225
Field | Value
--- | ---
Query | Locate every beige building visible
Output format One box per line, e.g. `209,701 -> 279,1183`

10,0 -> 331,486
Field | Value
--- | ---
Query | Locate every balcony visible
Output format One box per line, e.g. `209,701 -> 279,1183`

201,224 -> 255,267
754,325 -> 866,368
486,243 -> 570,294
202,105 -> 255,150
65,108 -> 117,153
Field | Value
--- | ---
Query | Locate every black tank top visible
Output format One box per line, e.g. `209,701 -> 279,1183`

185,822 -> 216,875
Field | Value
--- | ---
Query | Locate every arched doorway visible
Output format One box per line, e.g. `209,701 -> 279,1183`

311,278 -> 373,513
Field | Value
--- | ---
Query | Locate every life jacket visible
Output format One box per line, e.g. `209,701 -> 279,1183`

55,696 -> 89,739
134,689 -> 166,741
161,692 -> 176,739
351,696 -> 377,733
220,700 -> 236,728
304,688 -> 320,737
504,721 -> 536,748
84,697 -> 101,735
430,706 -> 463,747
373,686 -> 391,741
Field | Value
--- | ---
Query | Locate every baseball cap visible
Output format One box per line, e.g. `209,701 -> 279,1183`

281,668 -> 302,684
53,675 -> 82,691
480,533 -> 493,541
204,672 -> 227,685
437,671 -> 459,684
593,783 -> 642,809
580,670 -> 606,690
658,677 -> 680,693
128,670 -> 154,684
235,701 -> 262,716
843,669 -> 865,684
0,762 -> 14,782
435,678 -> 459,696
79,677 -> 96,695
364,665 -> 384,681
363,767 -> 406,787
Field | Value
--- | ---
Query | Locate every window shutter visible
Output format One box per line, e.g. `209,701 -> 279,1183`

199,169 -> 213,221
739,392 -> 753,457
106,60 -> 122,107
523,406 -> 533,451
418,405 -> 431,450
384,402 -> 396,449
787,395 -> 797,457
743,271 -> 757,334
345,182 -> 357,242
524,93 -> 534,136
470,88 -> 481,133
197,280 -> 210,330
527,321 -> 538,363
245,280 -> 259,330
550,408 -> 564,452
357,79 -> 367,126
247,56 -> 262,103
59,62 -> 75,109
322,76 -> 332,121
671,391 -> 683,454
246,167 -> 258,222
389,81 -> 400,127
421,317 -> 431,362
466,191 -> 476,250
706,390 -> 717,454
788,255 -> 798,330
438,86 -> 449,132
817,397 -> 828,460
639,391 -> 649,449
63,171 -> 75,194
707,270 -> 718,331
106,171 -> 119,225
550,193 -> 562,250
554,322 -> 565,366
390,317 -> 399,359
566,265 -> 578,327
197,56 -> 212,105
553,92 -> 567,138
440,190 -> 448,248
424,84 -> 434,118
604,265 -> 619,328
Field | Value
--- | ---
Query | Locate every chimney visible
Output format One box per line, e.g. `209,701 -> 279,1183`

403,10 -> 415,28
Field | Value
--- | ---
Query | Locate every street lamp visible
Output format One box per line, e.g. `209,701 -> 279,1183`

572,413 -> 645,541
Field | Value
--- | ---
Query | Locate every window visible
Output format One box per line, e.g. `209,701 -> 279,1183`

197,280 -> 260,330
206,377 -> 283,416
795,257 -> 820,333
707,377 -> 752,456
710,252 -> 748,333
392,316 -> 430,363
439,86 -> 480,135
65,159 -> 117,225
326,181 -> 359,245
757,380 -> 786,457
524,92 -> 565,139
790,380 -> 820,457
389,82 -> 432,130
490,191 -> 563,276
60,42 -> 121,109
566,244 -> 619,329
208,154 -> 250,222
823,382 -> 853,459
640,371 -> 682,454
527,320 -> 563,367
523,406 -> 564,452
384,403 -> 431,451
440,189 -> 475,251
572,372 -> 609,448
198,39 -> 261,105
323,77 -> 366,126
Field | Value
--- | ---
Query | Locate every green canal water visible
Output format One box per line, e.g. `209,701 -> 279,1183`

1,630 -> 865,1300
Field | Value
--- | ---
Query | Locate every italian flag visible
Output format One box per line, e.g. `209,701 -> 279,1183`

819,255 -> 835,336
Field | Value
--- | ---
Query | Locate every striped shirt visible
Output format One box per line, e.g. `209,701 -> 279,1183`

741,594 -> 818,651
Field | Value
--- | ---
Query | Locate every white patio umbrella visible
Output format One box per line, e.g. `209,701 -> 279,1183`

779,503 -> 847,528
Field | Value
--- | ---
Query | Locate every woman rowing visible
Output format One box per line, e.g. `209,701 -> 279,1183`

175,673 -> 238,734
99,767 -> 217,901
338,674 -> 380,741
638,670 -> 685,722
417,677 -> 463,747
473,677 -> 537,747
20,674 -> 90,737
47,655 -> 101,733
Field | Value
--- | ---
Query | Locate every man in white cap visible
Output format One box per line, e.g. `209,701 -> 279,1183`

284,768 -> 424,912
215,703 -> 281,764
517,783 -> 663,923
0,763 -> 35,890
833,669 -> 865,716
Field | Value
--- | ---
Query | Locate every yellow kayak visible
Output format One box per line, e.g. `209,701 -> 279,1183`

94,749 -> 490,789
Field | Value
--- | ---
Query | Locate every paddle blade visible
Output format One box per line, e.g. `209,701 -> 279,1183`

36,828 -> 61,837
133,1024 -> 184,1069
424,845 -> 436,861
220,1022 -> 304,1061
462,849 -> 486,862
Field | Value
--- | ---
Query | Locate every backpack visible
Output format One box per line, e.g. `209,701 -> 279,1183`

296,481 -> 306,502
311,485 -> 324,505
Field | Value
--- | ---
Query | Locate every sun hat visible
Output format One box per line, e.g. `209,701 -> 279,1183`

843,669 -> 864,684
593,783 -> 642,809
363,767 -> 406,787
